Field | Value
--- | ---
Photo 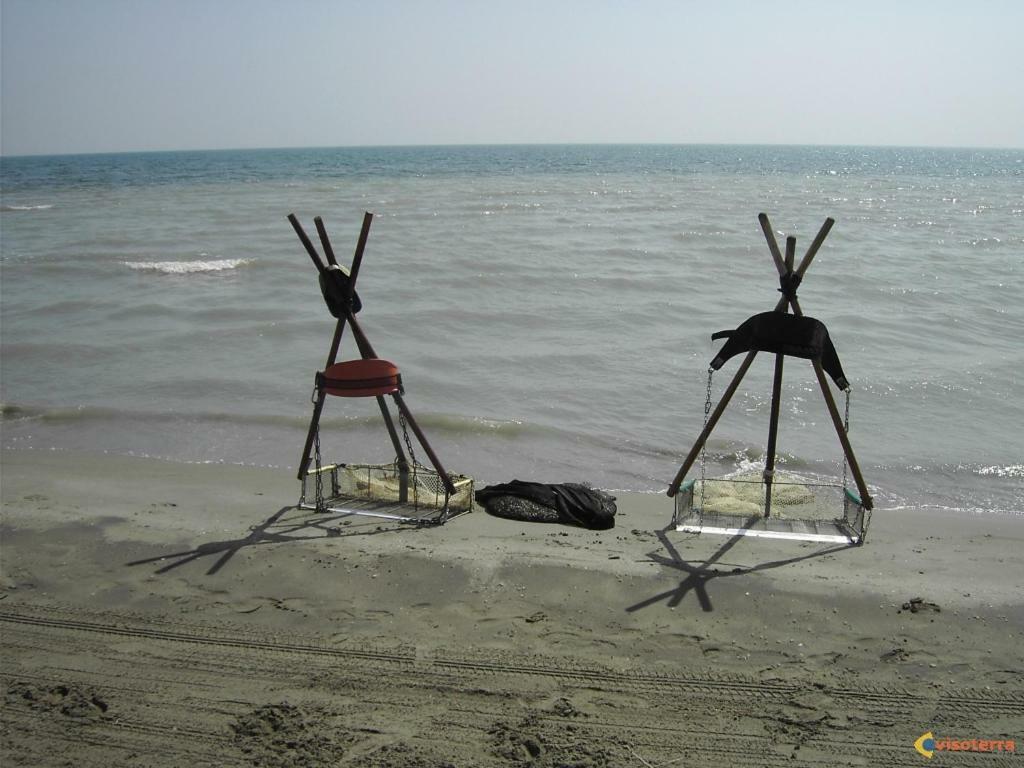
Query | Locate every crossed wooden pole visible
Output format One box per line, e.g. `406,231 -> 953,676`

666,214 -> 873,512
289,211 -> 455,497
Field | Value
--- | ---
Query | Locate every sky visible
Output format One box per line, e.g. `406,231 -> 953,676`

1,0 -> 1022,156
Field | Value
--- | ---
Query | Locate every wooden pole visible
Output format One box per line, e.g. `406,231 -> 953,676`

812,361 -> 873,510
376,395 -> 410,502
346,313 -> 378,359
762,237 -> 796,517
325,313 -> 348,367
798,217 -> 835,275
297,388 -> 327,480
777,222 -> 871,511
349,212 -> 373,283
758,213 -> 786,276
314,216 -> 339,266
287,214 -> 327,274
763,354 -> 785,517
322,214 -> 373,362
761,214 -> 834,279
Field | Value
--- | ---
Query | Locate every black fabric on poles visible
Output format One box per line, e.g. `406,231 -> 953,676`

711,311 -> 849,390
318,265 -> 363,318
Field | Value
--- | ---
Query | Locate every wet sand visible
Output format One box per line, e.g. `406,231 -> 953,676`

1,448 -> 1022,766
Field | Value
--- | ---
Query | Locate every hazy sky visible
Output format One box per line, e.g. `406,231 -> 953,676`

2,0 -> 1021,156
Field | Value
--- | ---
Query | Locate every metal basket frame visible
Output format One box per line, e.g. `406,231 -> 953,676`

299,460 -> 474,525
672,473 -> 871,544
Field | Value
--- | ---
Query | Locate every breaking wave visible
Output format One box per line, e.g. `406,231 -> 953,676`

977,464 -> 1024,479
123,258 -> 253,274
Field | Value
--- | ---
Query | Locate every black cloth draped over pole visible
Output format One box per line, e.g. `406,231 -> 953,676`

710,311 -> 849,390
318,265 -> 363,318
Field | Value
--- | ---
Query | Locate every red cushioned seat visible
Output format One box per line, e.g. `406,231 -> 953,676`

320,359 -> 400,398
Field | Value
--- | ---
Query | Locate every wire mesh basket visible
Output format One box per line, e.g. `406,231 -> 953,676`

673,470 -> 869,544
300,461 -> 474,524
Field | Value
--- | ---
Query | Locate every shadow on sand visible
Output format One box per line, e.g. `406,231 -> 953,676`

626,519 -> 855,614
126,505 -> 422,576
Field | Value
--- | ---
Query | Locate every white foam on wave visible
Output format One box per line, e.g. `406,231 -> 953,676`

123,258 -> 253,274
2,204 -> 55,211
977,463 -> 1024,479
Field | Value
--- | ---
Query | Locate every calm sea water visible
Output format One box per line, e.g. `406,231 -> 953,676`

2,145 -> 1022,517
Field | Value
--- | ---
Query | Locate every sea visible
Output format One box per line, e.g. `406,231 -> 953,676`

1,145 -> 1021,518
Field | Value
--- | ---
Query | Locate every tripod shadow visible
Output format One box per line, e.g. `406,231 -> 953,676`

625,518 -> 855,614
126,505 -> 418,576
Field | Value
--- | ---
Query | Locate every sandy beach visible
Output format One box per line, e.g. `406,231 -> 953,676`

1,448 -> 1021,766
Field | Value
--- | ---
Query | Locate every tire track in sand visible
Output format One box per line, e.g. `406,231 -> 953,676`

2,604 -> 1018,767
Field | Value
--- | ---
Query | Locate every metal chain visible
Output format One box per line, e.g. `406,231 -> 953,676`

313,418 -> 325,514
699,367 -> 713,518
397,402 -> 451,511
398,407 -> 420,468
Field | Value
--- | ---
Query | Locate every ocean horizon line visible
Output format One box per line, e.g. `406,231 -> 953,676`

4,140 -> 1023,161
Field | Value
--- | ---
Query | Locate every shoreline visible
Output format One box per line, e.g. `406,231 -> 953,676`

2,447 -> 1022,766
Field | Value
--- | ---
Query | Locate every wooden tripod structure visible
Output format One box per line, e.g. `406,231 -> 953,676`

667,213 -> 873,514
290,211 -> 456,503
